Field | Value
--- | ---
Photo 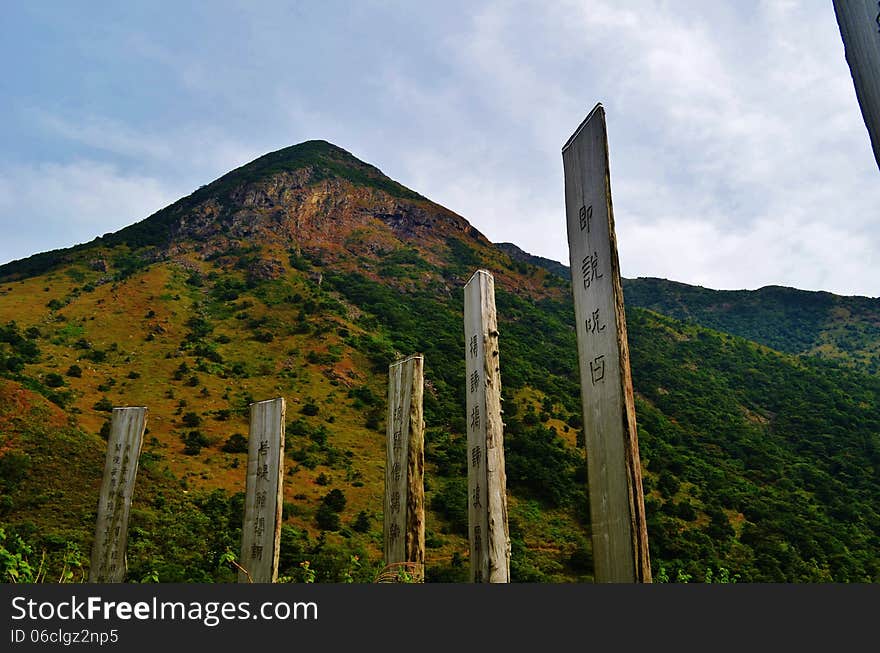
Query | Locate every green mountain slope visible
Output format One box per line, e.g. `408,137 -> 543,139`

624,278 -> 880,375
629,310 -> 880,581
495,243 -> 880,375
0,141 -> 878,583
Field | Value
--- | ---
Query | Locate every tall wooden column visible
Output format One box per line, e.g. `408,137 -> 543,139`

239,397 -> 285,583
89,406 -> 147,583
384,355 -> 425,580
562,104 -> 651,582
834,0 -> 880,171
464,269 -> 510,583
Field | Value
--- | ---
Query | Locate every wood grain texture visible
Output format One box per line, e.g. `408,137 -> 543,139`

385,355 -> 425,576
88,406 -> 147,583
834,0 -> 880,170
239,398 -> 285,583
464,270 -> 510,583
563,104 -> 651,582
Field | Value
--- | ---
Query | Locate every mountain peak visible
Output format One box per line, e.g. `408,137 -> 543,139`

193,139 -> 424,206
0,140 -> 427,275
0,139 -> 458,281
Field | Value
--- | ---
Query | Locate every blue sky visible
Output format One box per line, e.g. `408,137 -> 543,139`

1,1 -> 877,296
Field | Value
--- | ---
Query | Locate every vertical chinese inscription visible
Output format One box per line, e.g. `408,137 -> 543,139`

464,270 -> 510,583
239,398 -> 285,583
384,355 -> 425,577
89,406 -> 147,583
562,103 -> 651,583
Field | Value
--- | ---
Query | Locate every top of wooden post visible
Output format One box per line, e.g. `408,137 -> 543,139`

562,103 -> 604,154
390,354 -> 424,368
250,397 -> 283,407
466,269 -> 494,286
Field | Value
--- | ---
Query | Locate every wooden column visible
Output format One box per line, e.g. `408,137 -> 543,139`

562,104 -> 651,582
239,397 -> 285,583
464,269 -> 510,583
89,406 -> 147,583
384,355 -> 425,580
833,0 -> 880,171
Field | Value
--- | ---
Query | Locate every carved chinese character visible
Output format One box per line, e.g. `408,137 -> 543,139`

390,490 -> 401,514
469,334 -> 478,358
590,355 -> 606,385
254,517 -> 265,537
251,544 -> 263,560
256,463 -> 269,480
470,405 -> 480,429
255,490 -> 267,510
586,308 -> 606,335
469,370 -> 480,393
391,461 -> 402,483
579,204 -> 592,232
258,439 -> 269,456
472,484 -> 482,509
392,429 -> 402,455
471,445 -> 482,468
581,251 -> 603,289
389,523 -> 400,543
393,406 -> 402,424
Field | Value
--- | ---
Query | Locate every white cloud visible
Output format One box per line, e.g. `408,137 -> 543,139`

35,110 -> 268,181
3,0 -> 877,297
407,0 -> 880,297
35,112 -> 177,163
0,161 -> 180,264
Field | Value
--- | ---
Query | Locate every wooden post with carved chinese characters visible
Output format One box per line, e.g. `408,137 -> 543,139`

464,269 -> 510,583
383,355 -> 425,580
88,406 -> 147,583
239,397 -> 285,583
562,104 -> 651,583
833,0 -> 880,171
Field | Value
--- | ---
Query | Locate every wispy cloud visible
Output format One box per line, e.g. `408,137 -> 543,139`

401,0 -> 880,297
0,161 -> 179,264
1,1 -> 877,296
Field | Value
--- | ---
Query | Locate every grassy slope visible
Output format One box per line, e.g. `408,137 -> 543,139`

2,235 -> 879,582
0,142 -> 877,582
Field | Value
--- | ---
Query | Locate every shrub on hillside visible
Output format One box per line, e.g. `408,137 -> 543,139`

221,434 -> 248,454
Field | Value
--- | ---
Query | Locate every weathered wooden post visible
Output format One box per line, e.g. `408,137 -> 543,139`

89,406 -> 147,583
833,0 -> 880,171
464,269 -> 510,583
239,397 -> 285,583
383,354 -> 425,581
562,104 -> 651,582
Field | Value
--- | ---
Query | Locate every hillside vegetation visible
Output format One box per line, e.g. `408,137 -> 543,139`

0,141 -> 877,583
498,243 -> 880,376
